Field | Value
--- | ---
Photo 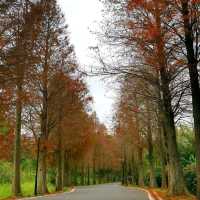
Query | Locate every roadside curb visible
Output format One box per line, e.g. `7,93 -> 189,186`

137,188 -> 156,200
18,187 -> 76,200
145,189 -> 163,200
68,188 -> 76,193
149,190 -> 163,200
127,187 -> 163,200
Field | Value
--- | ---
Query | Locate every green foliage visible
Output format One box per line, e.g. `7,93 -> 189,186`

0,159 -> 56,199
21,159 -> 36,170
48,168 -> 56,185
155,168 -> 162,187
0,162 -> 12,184
21,159 -> 36,182
177,125 -> 196,194
0,181 -> 55,199
184,164 -> 197,194
177,125 -> 195,167
0,184 -> 12,200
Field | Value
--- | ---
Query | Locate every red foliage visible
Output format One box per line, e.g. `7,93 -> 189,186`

192,0 -> 200,4
127,0 -> 145,10
0,130 -> 14,161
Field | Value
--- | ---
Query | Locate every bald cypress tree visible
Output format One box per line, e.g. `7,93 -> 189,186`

0,0 -> 44,196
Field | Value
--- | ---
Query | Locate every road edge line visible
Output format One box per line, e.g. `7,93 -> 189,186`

138,188 -> 156,200
127,186 -> 163,200
140,188 -> 163,200
18,187 -> 76,200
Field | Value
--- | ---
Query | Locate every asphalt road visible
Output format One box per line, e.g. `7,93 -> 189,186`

23,184 -> 150,200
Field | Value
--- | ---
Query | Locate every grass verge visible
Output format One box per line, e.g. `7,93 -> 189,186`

0,182 -> 55,200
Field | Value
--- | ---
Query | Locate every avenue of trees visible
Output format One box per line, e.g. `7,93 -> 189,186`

0,0 -> 200,200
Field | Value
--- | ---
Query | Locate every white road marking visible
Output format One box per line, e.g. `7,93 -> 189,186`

19,188 -> 75,200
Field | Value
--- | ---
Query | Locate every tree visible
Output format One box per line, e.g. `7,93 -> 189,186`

180,1 -> 200,198
0,0 -> 45,196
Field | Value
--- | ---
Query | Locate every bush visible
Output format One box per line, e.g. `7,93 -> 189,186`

21,159 -> 36,183
48,168 -> 56,185
155,168 -> 162,187
184,164 -> 197,194
0,162 -> 12,184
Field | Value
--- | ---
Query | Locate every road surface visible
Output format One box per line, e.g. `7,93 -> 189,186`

23,184 -> 150,200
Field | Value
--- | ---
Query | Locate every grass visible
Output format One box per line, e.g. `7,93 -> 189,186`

0,161 -> 71,200
0,184 -> 11,200
63,187 -> 70,192
0,182 -> 56,200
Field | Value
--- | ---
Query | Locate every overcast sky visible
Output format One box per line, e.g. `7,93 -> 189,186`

58,0 -> 115,128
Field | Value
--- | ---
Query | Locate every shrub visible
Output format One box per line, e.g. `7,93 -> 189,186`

48,168 -> 56,185
0,162 -> 12,184
184,164 -> 197,194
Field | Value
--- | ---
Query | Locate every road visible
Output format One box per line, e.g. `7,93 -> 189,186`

23,184 -> 150,200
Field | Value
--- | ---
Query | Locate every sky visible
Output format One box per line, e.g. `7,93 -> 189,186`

58,0 -> 115,128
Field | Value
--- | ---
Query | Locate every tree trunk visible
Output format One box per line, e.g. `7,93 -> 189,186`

122,160 -> 125,185
61,150 -> 65,187
93,158 -> 96,185
73,165 -> 78,186
34,137 -> 40,195
56,107 -> 65,190
160,71 -> 186,194
138,147 -> 144,186
13,83 -> 22,196
159,66 -> 186,194
132,153 -> 138,185
158,122 -> 167,188
68,170 -> 72,186
62,155 -> 68,187
161,157 -> 167,188
81,163 -> 85,185
37,65 -> 48,194
181,1 -> 200,198
87,164 -> 90,185
133,98 -> 144,186
147,136 -> 157,187
37,141 -> 48,194
56,131 -> 63,191
146,102 -> 157,187
98,164 -> 102,184
37,106 -> 48,194
157,80 -> 169,189
122,148 -> 128,185
129,160 -> 133,184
